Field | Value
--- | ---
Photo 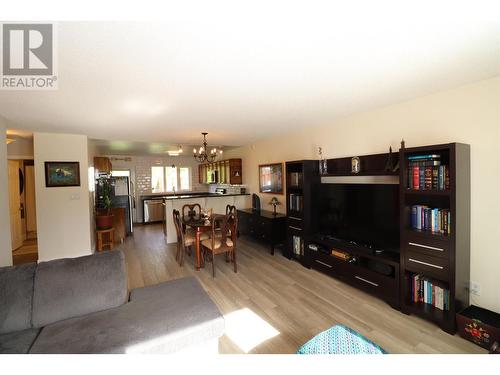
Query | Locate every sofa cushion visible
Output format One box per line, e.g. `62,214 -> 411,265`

0,263 -> 36,334
0,328 -> 40,354
32,250 -> 127,328
30,277 -> 224,353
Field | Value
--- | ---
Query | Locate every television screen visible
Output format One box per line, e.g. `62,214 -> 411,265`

318,183 -> 399,251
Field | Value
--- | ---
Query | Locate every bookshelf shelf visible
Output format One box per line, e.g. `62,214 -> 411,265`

404,189 -> 451,197
404,228 -> 452,240
405,302 -> 453,324
399,143 -> 470,334
284,160 -> 320,266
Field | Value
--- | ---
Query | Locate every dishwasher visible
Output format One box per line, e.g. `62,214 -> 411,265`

143,198 -> 165,223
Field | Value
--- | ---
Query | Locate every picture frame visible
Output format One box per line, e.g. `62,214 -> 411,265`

44,161 -> 81,187
259,163 -> 284,194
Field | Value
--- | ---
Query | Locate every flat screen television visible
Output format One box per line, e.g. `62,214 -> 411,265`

318,183 -> 400,251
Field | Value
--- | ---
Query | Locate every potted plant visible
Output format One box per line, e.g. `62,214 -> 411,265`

95,175 -> 114,229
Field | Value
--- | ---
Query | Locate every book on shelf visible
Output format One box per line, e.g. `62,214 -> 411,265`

410,274 -> 450,311
292,235 -> 304,256
410,205 -> 451,234
289,193 -> 303,212
289,172 -> 303,187
407,155 -> 449,191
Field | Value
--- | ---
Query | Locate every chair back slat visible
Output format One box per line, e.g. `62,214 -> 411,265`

182,203 -> 201,219
172,209 -> 184,244
211,211 -> 238,247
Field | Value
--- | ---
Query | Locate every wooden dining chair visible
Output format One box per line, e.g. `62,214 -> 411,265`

182,203 -> 201,219
173,209 -> 196,266
201,212 -> 238,277
224,205 -> 237,235
226,204 -> 237,215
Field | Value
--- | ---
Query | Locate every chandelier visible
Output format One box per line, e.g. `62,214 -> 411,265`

193,132 -> 223,163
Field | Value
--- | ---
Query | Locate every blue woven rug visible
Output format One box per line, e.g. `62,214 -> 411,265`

297,324 -> 387,354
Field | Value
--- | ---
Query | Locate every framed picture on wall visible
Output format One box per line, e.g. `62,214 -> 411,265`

259,163 -> 284,194
44,161 -> 81,187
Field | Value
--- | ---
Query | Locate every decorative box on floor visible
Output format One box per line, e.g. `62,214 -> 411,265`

297,324 -> 387,354
456,305 -> 500,351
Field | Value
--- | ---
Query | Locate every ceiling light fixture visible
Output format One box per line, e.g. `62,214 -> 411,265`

167,145 -> 183,156
193,132 -> 222,163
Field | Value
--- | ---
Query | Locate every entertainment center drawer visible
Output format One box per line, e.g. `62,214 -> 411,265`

310,252 -> 349,278
287,225 -> 304,236
404,251 -> 450,280
403,231 -> 450,259
287,216 -> 303,229
350,267 -> 397,296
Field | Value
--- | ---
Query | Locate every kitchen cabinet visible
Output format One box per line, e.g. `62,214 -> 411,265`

94,157 -> 112,174
198,158 -> 242,185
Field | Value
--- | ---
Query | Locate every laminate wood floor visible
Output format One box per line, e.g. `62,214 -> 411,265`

117,223 -> 485,354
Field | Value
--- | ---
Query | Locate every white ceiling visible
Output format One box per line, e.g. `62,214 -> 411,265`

1,3 -> 499,148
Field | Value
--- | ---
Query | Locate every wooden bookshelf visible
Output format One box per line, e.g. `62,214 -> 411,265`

284,160 -> 320,266
399,143 -> 470,334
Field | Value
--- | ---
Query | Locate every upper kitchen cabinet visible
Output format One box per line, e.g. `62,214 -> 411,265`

94,157 -> 112,174
198,158 -> 242,185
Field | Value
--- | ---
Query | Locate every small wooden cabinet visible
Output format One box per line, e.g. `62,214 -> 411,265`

237,208 -> 286,255
110,207 -> 126,244
198,158 -> 242,185
94,157 -> 112,174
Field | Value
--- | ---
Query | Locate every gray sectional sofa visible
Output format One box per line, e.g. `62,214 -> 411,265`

0,250 -> 224,354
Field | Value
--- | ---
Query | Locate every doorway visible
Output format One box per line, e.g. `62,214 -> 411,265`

8,159 -> 38,264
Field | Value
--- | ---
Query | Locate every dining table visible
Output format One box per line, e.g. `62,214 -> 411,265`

182,213 -> 222,271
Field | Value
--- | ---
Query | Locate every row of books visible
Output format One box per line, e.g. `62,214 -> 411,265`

292,235 -> 304,256
289,193 -> 304,212
289,172 -> 303,188
410,205 -> 451,234
409,274 -> 450,311
406,154 -> 449,191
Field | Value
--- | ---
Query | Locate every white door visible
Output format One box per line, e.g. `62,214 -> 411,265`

8,160 -> 23,250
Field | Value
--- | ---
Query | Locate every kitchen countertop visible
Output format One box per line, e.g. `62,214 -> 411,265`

141,193 -> 250,200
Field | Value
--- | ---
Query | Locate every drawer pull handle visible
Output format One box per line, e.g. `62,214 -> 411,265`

289,216 -> 303,221
408,242 -> 444,252
315,260 -> 332,268
408,258 -> 444,270
355,276 -> 379,287
289,226 -> 302,231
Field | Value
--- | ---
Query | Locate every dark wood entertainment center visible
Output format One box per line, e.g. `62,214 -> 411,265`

284,143 -> 470,334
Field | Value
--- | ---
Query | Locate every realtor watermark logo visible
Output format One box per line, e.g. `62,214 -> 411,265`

1,23 -> 58,90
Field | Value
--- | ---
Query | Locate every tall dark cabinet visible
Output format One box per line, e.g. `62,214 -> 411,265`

284,160 -> 320,266
399,143 -> 470,334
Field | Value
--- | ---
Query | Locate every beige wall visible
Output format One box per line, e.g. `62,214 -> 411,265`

226,77 -> 500,313
34,132 -> 92,262
7,136 -> 34,159
0,117 -> 13,266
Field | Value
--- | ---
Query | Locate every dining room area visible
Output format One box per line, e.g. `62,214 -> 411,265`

172,203 -> 238,277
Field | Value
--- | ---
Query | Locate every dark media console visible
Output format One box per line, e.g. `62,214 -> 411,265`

284,145 -> 470,334
307,235 -> 400,309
